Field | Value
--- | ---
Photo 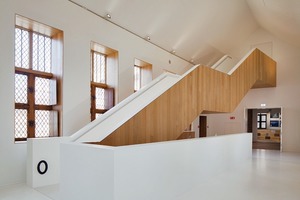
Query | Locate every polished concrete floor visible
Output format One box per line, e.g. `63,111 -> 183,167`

1,150 -> 300,200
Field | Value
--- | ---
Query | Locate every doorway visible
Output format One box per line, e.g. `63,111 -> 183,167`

199,116 -> 207,137
247,107 -> 282,151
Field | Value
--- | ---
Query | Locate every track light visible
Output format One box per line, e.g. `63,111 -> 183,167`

106,13 -> 111,19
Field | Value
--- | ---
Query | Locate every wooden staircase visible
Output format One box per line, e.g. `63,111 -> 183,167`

97,49 -> 276,146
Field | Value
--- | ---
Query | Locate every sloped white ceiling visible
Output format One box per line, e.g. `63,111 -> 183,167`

247,0 -> 300,48
70,0 -> 299,65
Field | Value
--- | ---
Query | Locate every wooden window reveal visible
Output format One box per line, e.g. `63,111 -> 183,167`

90,51 -> 114,121
134,65 -> 141,92
14,20 -> 62,141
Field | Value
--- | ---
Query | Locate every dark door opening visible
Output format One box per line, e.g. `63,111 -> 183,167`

247,108 -> 282,151
199,116 -> 207,137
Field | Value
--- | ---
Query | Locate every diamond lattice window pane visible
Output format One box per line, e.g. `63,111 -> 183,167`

35,110 -> 50,138
15,109 -> 27,139
35,77 -> 51,105
15,74 -> 28,103
134,66 -> 141,91
96,87 -> 105,109
93,52 -> 106,83
32,33 -> 52,73
15,28 -> 29,68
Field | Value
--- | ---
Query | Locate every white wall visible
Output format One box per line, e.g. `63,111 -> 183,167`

204,28 -> 300,152
0,0 -> 190,187
61,133 -> 252,200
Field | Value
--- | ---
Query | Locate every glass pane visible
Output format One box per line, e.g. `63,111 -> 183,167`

93,52 -> 106,83
96,87 -> 105,109
35,110 -> 50,137
15,74 -> 28,103
261,115 -> 266,121
15,109 -> 27,139
32,33 -> 52,73
261,122 -> 266,129
134,66 -> 141,91
15,28 -> 30,68
35,77 -> 51,105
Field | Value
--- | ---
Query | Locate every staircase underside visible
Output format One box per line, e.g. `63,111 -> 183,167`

95,49 -> 276,146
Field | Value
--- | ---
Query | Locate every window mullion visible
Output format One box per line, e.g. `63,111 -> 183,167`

27,31 -> 35,138
43,36 -> 46,72
91,85 -> 96,121
104,55 -> 107,84
27,74 -> 35,138
29,31 -> 33,70
91,51 -> 95,82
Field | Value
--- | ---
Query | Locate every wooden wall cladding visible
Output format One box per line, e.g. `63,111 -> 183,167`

99,49 -> 276,146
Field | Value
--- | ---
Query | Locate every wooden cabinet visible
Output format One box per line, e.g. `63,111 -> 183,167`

257,129 -> 280,143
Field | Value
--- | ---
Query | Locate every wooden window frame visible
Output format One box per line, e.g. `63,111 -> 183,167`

257,113 -> 267,129
15,68 -> 55,141
134,58 -> 152,92
14,15 -> 63,142
90,50 -> 114,121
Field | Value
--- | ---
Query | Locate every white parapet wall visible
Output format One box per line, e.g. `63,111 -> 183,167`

60,133 -> 252,200
26,137 -> 69,188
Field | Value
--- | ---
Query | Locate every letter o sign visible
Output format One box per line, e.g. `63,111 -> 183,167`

37,160 -> 48,175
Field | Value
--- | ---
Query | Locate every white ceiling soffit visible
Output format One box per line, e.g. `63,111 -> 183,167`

70,0 -> 258,65
247,0 -> 300,48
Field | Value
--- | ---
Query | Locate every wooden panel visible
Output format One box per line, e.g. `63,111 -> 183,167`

177,131 -> 195,140
98,49 -> 276,146
257,129 -> 280,143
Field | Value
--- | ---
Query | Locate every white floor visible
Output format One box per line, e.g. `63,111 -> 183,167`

1,150 -> 300,200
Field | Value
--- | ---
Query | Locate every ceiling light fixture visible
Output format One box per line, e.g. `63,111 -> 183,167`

106,13 -> 111,19
146,36 -> 151,41
171,50 -> 176,54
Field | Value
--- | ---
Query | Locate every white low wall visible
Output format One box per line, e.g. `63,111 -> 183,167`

26,137 -> 69,188
60,133 -> 252,200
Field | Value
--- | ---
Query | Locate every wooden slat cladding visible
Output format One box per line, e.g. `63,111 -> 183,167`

99,49 -> 276,146
177,131 -> 195,140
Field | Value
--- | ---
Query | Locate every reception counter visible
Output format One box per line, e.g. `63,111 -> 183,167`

257,129 -> 280,143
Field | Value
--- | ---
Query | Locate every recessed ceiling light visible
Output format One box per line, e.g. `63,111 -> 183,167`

106,13 -> 111,19
171,50 -> 176,54
146,36 -> 150,41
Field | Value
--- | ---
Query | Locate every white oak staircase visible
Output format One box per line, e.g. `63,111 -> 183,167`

77,48 -> 276,146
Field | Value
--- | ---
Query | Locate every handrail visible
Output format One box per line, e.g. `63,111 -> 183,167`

227,48 -> 256,75
211,55 -> 231,69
